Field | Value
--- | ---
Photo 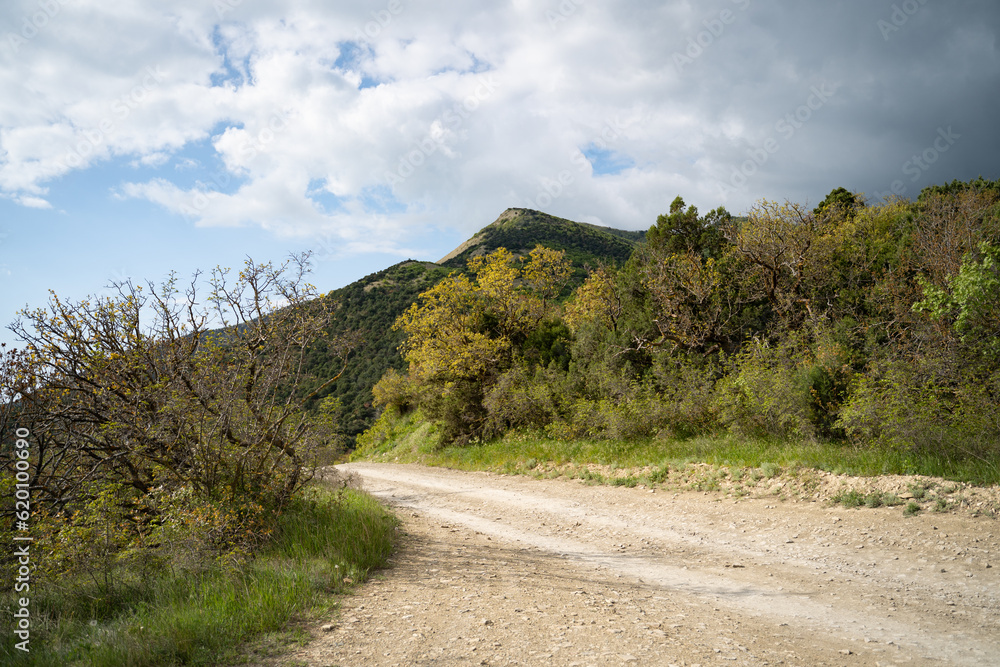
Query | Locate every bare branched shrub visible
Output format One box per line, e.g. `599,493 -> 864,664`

1,253 -> 353,582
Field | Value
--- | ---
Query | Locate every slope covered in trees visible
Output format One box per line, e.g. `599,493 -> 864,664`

366,180 -> 1000,468
304,209 -> 647,444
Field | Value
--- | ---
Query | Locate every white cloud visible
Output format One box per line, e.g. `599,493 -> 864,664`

131,152 -> 171,168
16,194 -> 51,209
2,0 -> 999,250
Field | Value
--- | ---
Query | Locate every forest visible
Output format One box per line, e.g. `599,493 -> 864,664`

365,179 -> 1000,470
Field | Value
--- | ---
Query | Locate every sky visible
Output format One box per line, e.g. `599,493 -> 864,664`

1,0 -> 998,346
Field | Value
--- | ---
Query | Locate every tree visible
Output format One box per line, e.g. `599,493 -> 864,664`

646,196 -> 729,259
522,245 -> 573,307
395,270 -> 509,387
914,242 -> 1000,365
628,198 -> 745,355
911,186 -> 999,288
2,254 -> 351,573
642,250 -> 732,354
725,199 -> 820,325
386,246 -> 571,442
813,186 -> 864,220
564,265 -> 623,333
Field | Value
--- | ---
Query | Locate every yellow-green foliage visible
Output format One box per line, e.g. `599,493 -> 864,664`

564,265 -> 622,333
391,246 -> 572,442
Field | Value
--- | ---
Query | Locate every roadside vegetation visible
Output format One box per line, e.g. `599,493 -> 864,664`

4,176 -> 998,662
0,484 -> 396,665
0,256 -> 396,664
357,411 -> 999,485
355,411 -> 1000,518
359,179 -> 1000,495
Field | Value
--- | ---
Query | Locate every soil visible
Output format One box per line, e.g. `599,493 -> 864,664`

263,463 -> 1000,666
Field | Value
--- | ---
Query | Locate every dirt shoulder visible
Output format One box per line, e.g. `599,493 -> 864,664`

269,463 -> 1000,666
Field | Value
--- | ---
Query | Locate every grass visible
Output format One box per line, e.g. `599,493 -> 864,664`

355,412 -> 1000,486
0,485 -> 398,666
831,489 -> 904,509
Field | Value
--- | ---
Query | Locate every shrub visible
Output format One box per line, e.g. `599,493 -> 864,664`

650,354 -> 721,437
355,408 -> 439,456
371,367 -> 420,413
483,365 -> 563,436
836,358 -> 1000,460
713,337 -> 815,440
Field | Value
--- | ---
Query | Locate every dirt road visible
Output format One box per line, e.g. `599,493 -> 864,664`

275,463 -> 1000,666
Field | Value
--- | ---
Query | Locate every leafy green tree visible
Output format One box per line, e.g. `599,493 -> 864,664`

917,176 -> 1000,204
813,186 -> 864,220
604,197 -> 744,358
914,242 -> 1000,365
646,196 -> 729,259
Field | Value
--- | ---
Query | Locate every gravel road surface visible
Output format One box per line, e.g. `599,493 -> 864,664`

270,462 -> 1000,666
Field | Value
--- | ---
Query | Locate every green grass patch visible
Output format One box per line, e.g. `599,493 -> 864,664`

833,489 -> 866,508
358,412 -> 1000,486
831,489 -> 906,509
1,486 -> 398,666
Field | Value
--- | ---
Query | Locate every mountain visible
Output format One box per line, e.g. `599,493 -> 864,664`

304,208 -> 647,445
438,208 -> 645,273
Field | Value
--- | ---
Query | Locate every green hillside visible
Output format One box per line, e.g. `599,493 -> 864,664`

304,208 -> 645,444
299,260 -> 449,441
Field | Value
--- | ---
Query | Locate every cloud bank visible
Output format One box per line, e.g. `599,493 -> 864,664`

2,0 -> 998,249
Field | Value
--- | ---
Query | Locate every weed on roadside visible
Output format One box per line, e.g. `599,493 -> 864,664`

647,465 -> 671,485
833,489 -> 865,508
832,489 -> 903,509
865,493 -> 884,508
611,476 -> 640,488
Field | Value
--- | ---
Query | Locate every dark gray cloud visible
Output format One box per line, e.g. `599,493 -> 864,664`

686,0 -> 1000,206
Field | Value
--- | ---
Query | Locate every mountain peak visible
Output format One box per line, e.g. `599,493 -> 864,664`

436,208 -> 645,267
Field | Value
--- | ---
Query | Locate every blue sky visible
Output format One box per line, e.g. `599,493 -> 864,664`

2,0 -> 999,346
